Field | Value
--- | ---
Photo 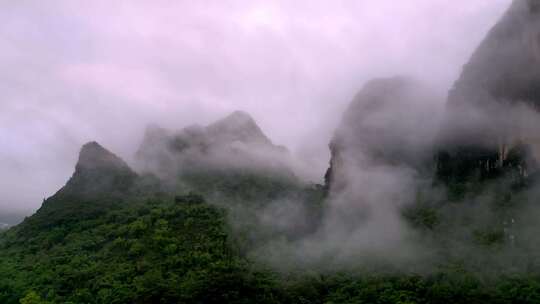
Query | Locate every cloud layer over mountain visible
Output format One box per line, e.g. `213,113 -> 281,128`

0,0 -> 511,212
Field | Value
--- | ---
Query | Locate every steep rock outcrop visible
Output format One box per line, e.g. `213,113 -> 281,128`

326,77 -> 441,193
56,141 -> 137,200
137,111 -> 292,176
136,111 -> 298,199
20,142 -> 138,232
448,0 -> 540,110
436,0 -> 540,183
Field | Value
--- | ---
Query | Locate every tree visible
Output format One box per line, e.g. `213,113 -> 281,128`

19,291 -> 48,304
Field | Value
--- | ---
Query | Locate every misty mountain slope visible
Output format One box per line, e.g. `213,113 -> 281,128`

448,0 -> 540,109
7,119 -> 323,263
136,111 -> 302,203
3,111 -> 540,304
317,75 -> 540,273
401,1 -> 540,264
137,111 -> 291,174
3,193 -> 522,304
325,76 -> 441,193
0,194 -> 290,304
0,140 -> 323,303
206,110 -> 275,146
437,0 -> 540,184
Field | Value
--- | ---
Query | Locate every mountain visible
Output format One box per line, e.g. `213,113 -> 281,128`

135,111 -> 299,202
16,142 -> 139,234
206,110 -> 275,146
62,141 -> 137,196
448,0 -> 540,110
137,111 -> 290,174
325,77 -> 440,193
134,111 -> 323,241
13,111 -> 313,243
0,113 -> 325,303
436,0 -> 540,183
42,141 -> 137,205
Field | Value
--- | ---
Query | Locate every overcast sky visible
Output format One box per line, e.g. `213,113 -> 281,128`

0,0 -> 511,213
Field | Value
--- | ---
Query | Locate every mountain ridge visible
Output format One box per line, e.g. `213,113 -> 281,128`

135,111 -> 295,184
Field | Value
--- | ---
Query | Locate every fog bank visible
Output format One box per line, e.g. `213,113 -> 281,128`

0,1 -> 510,213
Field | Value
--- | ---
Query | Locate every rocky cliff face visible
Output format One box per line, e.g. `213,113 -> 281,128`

436,0 -> 540,183
448,0 -> 540,110
325,77 -> 441,193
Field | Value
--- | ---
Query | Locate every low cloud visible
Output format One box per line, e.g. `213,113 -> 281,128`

0,0 -> 510,213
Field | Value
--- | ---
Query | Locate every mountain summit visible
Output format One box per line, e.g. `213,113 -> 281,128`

447,0 -> 540,110
66,141 -> 137,195
18,142 -> 138,233
77,141 -> 132,171
136,110 -> 292,179
206,110 -> 272,146
326,77 -> 440,192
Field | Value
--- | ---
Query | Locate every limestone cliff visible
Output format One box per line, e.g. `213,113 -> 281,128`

326,77 -> 440,193
436,0 -> 540,183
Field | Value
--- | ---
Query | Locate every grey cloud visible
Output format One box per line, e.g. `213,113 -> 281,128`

0,0 -> 511,213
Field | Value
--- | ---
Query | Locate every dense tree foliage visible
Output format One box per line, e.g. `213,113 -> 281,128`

3,188 -> 540,303
0,194 -> 284,303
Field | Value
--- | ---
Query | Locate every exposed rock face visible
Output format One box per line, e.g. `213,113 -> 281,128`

326,77 -> 441,193
436,0 -> 540,183
136,111 -> 296,184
